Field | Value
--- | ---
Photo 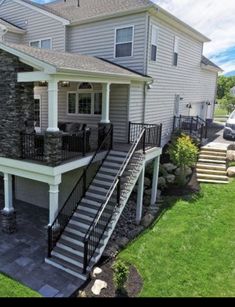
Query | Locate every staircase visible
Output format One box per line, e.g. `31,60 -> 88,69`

196,144 -> 229,184
46,126 -> 147,282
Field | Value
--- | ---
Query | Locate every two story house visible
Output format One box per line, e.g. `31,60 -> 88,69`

0,0 -> 221,284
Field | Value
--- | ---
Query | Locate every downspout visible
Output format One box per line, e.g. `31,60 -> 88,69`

143,13 -> 151,123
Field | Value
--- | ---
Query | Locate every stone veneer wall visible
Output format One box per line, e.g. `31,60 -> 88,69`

0,50 -> 34,159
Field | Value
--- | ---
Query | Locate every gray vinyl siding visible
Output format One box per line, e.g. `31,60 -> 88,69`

34,83 -> 129,143
67,13 -> 147,74
129,82 -> 144,123
145,15 -> 217,145
4,32 -> 23,44
0,0 -> 65,51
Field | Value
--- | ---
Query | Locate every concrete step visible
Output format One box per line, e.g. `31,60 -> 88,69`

198,179 -> 229,184
200,150 -> 227,157
201,147 -> 227,153
198,158 -> 226,164
197,173 -> 229,181
196,168 -> 227,176
107,156 -> 125,163
199,154 -> 226,161
109,151 -> 128,157
196,163 -> 226,170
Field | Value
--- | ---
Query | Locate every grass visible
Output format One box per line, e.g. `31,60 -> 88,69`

214,105 -> 228,117
119,181 -> 235,297
0,274 -> 41,298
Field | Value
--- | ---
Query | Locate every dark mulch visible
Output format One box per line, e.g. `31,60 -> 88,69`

162,170 -> 200,197
78,258 -> 143,298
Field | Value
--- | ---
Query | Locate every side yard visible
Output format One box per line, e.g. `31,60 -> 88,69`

119,181 -> 235,297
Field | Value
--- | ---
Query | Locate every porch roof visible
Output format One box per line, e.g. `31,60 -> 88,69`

0,42 -> 151,82
0,18 -> 26,34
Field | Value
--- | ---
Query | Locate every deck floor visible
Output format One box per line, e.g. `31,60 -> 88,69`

0,197 -> 83,297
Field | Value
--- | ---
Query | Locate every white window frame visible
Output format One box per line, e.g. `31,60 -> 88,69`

67,92 -> 78,115
173,36 -> 179,67
114,25 -> 134,58
150,25 -> 159,62
34,94 -> 41,133
29,38 -> 52,49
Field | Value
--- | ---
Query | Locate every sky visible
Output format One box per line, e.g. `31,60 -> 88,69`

34,0 -> 235,75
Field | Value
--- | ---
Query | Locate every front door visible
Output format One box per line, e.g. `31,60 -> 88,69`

34,95 -> 41,133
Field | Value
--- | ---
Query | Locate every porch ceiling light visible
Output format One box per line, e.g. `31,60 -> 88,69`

61,81 -> 71,88
206,101 -> 211,106
186,103 -> 192,109
39,81 -> 48,87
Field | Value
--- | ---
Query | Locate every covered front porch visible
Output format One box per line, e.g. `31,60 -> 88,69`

0,197 -> 82,297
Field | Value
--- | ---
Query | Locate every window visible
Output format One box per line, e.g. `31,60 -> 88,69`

115,26 -> 133,58
79,93 -> 92,114
68,93 -> 77,114
30,38 -> 52,49
151,26 -> 159,61
173,36 -> 179,66
94,93 -> 102,115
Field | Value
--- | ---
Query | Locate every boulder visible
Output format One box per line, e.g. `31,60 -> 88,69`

158,177 -> 166,189
166,174 -> 176,184
141,213 -> 155,228
103,243 -> 119,258
92,267 -> 102,278
162,163 -> 177,173
117,237 -> 129,248
227,150 -> 235,162
227,167 -> 235,177
128,226 -> 144,240
144,189 -> 152,196
91,280 -> 107,296
175,167 -> 192,177
145,162 -> 154,177
144,177 -> 151,188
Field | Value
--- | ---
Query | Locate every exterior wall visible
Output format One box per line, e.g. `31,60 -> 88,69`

34,82 -> 129,143
67,13 -> 147,74
4,32 -> 23,44
145,14 -> 217,145
0,0 -> 66,51
129,82 -> 144,123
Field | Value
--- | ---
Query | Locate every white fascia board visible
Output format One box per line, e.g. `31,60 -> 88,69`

12,0 -> 70,25
18,71 -> 54,82
0,43 -> 56,73
145,147 -> 162,162
7,28 -> 26,35
201,63 -> 222,73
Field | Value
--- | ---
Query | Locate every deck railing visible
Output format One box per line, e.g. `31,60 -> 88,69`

128,122 -> 162,147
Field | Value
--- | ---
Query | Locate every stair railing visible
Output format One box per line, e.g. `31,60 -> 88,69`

47,125 -> 113,258
83,128 -> 147,274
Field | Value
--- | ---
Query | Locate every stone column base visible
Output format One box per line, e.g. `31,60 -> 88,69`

1,210 -> 17,234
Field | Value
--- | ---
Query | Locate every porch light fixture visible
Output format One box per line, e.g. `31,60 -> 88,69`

206,101 -> 211,106
186,103 -> 192,109
61,81 -> 71,88
38,81 -> 48,87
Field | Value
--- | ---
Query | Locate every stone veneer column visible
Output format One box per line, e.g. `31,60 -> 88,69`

0,50 -> 34,159
44,131 -> 63,166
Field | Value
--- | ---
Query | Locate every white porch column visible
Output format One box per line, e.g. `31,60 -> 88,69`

3,173 -> 13,213
136,165 -> 145,224
47,79 -> 59,132
151,156 -> 160,206
49,184 -> 59,226
101,83 -> 111,124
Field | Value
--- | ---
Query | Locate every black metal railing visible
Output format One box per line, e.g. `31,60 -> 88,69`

83,127 -> 147,274
21,133 -> 45,162
47,125 -> 113,258
128,122 -> 162,147
173,115 -> 208,141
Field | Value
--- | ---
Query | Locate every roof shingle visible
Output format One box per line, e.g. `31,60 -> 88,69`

201,56 -> 222,71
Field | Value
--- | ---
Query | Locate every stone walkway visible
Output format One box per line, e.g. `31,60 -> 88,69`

0,198 -> 83,297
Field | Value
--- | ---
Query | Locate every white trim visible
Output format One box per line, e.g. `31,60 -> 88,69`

9,0 -> 70,25
150,25 -> 159,62
114,25 -> 134,59
29,37 -> 52,50
67,91 -> 78,115
34,94 -> 41,132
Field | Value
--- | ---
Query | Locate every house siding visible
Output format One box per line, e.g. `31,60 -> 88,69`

129,82 -> 144,123
0,0 -> 66,51
67,13 -> 147,74
4,32 -> 23,44
145,15 -> 217,145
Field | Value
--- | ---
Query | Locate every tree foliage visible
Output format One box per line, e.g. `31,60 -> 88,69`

219,94 -> 235,114
217,76 -> 235,99
112,260 -> 129,294
168,134 -> 199,186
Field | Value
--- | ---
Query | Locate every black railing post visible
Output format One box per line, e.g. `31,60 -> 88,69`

128,122 -> 131,144
83,240 -> 88,275
117,177 -> 121,206
159,124 -> 162,147
205,122 -> 208,139
196,116 -> 199,131
190,117 -> 193,135
110,125 -> 113,150
48,226 -> 52,258
83,170 -> 87,196
173,116 -> 176,132
179,115 -> 182,130
143,129 -> 146,154
83,130 -> 86,157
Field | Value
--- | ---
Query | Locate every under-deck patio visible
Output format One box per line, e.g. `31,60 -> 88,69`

0,196 -> 83,297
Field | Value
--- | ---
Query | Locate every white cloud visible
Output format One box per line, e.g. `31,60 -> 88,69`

154,0 -> 235,73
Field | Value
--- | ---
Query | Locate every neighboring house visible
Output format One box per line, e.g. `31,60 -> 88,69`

230,86 -> 235,97
0,0 -> 222,282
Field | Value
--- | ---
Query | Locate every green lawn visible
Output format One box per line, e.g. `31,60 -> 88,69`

120,181 -> 235,297
214,105 -> 228,116
0,274 -> 41,297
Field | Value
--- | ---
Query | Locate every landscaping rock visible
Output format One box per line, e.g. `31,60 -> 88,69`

117,237 -> 129,249
158,177 -> 166,189
103,243 -> 119,258
163,163 -> 177,173
227,167 -> 235,177
144,189 -> 152,196
144,196 -> 151,206
144,177 -> 151,188
91,280 -> 107,296
175,167 -> 192,177
227,150 -> 235,162
128,226 -> 144,240
145,162 -> 154,177
92,267 -> 103,278
141,213 -> 155,228
157,189 -> 162,198
166,174 -> 176,184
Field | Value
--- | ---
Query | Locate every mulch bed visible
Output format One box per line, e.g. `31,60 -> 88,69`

78,258 -> 143,298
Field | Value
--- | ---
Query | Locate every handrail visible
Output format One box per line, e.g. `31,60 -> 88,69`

48,124 -> 113,257
83,127 -> 147,273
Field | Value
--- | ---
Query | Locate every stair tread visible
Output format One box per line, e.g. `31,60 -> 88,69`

197,173 -> 228,179
198,179 -> 229,184
198,159 -> 226,164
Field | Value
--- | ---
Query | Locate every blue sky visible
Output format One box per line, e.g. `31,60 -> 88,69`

34,0 -> 235,74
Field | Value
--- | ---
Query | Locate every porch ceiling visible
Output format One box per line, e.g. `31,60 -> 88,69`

0,42 -> 152,83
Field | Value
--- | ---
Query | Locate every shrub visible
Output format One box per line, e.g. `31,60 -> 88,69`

112,260 -> 129,294
168,134 -> 199,186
